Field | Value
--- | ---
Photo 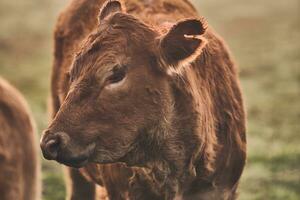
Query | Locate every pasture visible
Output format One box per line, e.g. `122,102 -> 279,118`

0,0 -> 299,199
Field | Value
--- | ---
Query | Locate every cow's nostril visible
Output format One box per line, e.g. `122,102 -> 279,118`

45,139 -> 60,158
41,134 -> 61,160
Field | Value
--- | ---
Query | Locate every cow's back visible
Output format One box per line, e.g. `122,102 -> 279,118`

0,78 -> 40,200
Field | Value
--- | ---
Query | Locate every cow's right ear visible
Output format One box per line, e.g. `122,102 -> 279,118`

158,18 -> 207,72
98,0 -> 125,22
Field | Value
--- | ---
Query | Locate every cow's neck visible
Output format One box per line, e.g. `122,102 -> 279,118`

118,68 -> 218,198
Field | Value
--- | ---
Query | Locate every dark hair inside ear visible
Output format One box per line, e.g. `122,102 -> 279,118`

99,0 -> 124,22
159,18 -> 207,69
173,19 -> 207,36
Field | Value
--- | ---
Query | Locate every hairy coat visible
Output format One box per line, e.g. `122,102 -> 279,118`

41,0 -> 246,199
0,77 -> 40,200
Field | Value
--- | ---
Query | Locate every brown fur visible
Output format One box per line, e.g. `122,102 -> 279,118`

41,0 -> 246,199
0,77 -> 40,200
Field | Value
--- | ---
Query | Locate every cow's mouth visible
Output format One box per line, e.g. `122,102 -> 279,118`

57,154 -> 89,168
56,143 -> 96,168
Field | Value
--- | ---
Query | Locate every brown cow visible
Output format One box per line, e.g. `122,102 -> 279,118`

40,0 -> 246,199
0,77 -> 40,200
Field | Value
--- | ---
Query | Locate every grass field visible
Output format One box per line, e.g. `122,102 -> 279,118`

0,0 -> 299,199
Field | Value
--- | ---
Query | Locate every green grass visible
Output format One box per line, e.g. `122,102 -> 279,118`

0,0 -> 299,199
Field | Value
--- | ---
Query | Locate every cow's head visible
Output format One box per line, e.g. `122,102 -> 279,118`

40,0 -> 207,168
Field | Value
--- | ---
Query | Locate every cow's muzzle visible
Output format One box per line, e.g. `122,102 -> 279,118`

40,130 -> 95,168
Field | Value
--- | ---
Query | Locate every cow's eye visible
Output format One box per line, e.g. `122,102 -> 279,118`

107,65 -> 126,84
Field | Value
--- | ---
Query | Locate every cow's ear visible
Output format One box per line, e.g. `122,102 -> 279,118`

158,18 -> 207,71
99,0 -> 125,22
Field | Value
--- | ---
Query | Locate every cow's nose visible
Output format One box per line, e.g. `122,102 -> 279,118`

40,130 -> 69,160
40,130 -> 60,160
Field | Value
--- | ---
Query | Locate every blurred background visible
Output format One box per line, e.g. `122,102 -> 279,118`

0,0 -> 299,199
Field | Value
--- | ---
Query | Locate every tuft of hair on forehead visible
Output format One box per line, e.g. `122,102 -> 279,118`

108,13 -> 147,29
107,13 -> 158,40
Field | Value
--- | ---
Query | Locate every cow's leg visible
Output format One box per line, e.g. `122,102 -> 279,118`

66,167 -> 96,200
105,185 -> 126,200
227,184 -> 238,200
128,173 -> 161,200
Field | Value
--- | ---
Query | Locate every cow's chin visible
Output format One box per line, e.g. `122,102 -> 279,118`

56,143 -> 96,168
91,145 -> 134,164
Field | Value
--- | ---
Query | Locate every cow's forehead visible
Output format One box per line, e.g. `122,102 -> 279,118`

79,13 -> 158,56
70,13 -> 158,82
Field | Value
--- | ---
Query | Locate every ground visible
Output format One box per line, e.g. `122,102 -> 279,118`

0,0 -> 299,199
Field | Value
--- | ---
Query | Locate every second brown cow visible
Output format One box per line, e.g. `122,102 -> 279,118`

40,0 -> 247,199
0,77 -> 40,200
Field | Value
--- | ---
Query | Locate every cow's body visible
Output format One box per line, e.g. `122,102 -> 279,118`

0,78 -> 40,200
47,0 -> 246,199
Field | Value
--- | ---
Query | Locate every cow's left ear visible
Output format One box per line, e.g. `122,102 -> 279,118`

158,18 -> 207,71
99,0 -> 125,22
